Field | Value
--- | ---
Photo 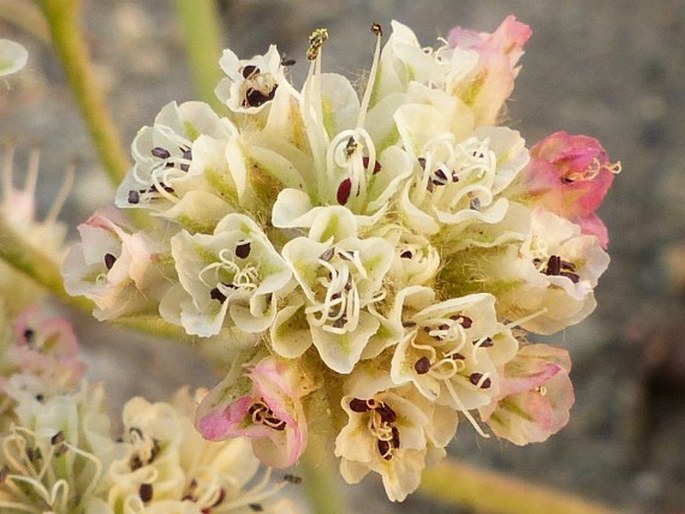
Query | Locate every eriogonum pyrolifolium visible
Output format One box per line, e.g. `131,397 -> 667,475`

63,16 -> 620,501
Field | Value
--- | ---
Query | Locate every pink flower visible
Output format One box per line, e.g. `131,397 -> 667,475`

197,356 -> 313,468
61,208 -> 168,320
479,344 -> 574,445
448,15 -> 532,125
518,131 -> 621,247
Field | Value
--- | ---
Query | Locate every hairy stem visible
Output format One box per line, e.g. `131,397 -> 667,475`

420,459 -> 616,514
37,0 -> 129,185
175,0 -> 224,112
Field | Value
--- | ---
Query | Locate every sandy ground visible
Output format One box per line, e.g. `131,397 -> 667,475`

1,1 -> 685,512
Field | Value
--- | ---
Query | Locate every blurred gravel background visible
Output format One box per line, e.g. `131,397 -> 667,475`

1,1 -> 685,512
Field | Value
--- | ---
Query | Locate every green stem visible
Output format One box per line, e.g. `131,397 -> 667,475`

175,0 -> 224,112
420,459 -> 616,514
298,430 -> 347,514
297,385 -> 347,514
0,218 -> 92,312
37,0 -> 129,185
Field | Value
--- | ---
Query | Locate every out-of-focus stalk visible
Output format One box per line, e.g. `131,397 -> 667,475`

175,0 -> 224,112
420,459 -> 616,514
37,0 -> 129,185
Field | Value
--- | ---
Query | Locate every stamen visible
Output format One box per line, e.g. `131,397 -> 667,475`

349,398 -> 370,413
128,190 -> 140,204
235,240 -> 252,259
307,28 -> 329,61
104,253 -> 117,270
444,380 -> 490,438
139,483 -> 154,503
469,372 -> 492,389
151,147 -> 171,159
337,178 -> 352,205
356,23 -> 383,128
414,356 -> 431,375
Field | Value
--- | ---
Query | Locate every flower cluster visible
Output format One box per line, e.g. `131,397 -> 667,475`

0,305 -> 298,514
63,17 -> 619,501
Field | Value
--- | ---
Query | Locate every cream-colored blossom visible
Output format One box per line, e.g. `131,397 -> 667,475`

162,213 -> 291,337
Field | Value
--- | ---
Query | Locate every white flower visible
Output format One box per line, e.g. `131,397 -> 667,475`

104,389 -> 291,514
162,213 -> 291,337
0,39 -> 28,77
334,367 -> 457,502
0,384 -> 116,514
275,208 -> 394,373
389,287 -> 517,425
216,45 -> 298,114
115,101 -> 245,228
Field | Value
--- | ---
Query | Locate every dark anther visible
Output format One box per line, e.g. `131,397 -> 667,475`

283,473 -> 303,484
210,287 -> 227,304
418,157 -> 426,170
400,249 -> 413,259
561,271 -> 580,283
54,444 -> 69,458
391,426 -> 400,449
264,417 -> 287,431
414,356 -> 431,375
35,394 -> 44,402
476,337 -> 494,348
281,57 -> 296,66
362,156 -> 382,174
51,431 -> 65,446
337,177 -> 352,205
151,147 -> 170,159
235,240 -> 252,259
438,323 -> 450,331
433,168 -> 448,183
469,373 -> 492,389
545,255 -> 562,276
250,86 -> 278,108
376,402 -> 397,424
182,148 -> 193,161
561,259 -> 576,271
319,247 -> 335,262
139,483 -> 154,503
426,180 -> 434,193
0,465 -> 9,483
401,320 -> 417,328
450,314 -> 473,328
104,253 -> 117,270
345,136 -> 357,157
470,197 -> 481,210
128,190 -> 140,204
377,439 -> 392,460
23,328 -> 35,344
332,316 -> 347,329
450,352 -> 465,360
452,172 -> 460,182
242,65 -> 259,79
349,398 -> 370,413
249,503 -> 264,512
371,22 -> 383,36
